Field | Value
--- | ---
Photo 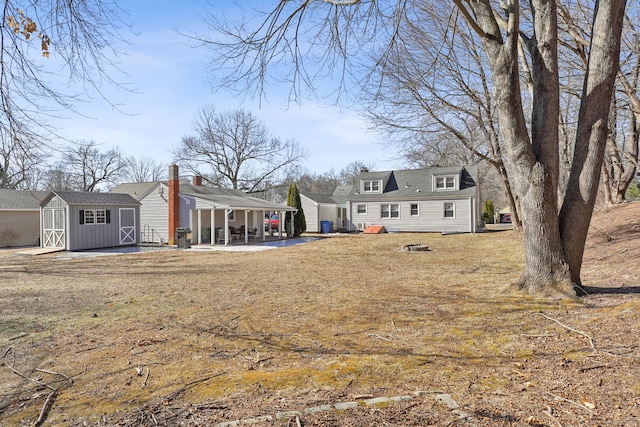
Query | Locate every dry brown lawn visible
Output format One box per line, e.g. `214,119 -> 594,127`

1,203 -> 640,426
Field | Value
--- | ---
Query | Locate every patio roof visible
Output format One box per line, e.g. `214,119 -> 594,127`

182,185 -> 297,212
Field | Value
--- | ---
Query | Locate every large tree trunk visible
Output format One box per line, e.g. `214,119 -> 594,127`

559,1 -> 627,289
467,0 -> 626,297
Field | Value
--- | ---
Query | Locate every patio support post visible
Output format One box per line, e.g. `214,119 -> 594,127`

211,208 -> 215,246
262,210 -> 266,241
244,210 -> 249,243
197,209 -> 202,245
224,209 -> 231,245
291,210 -> 295,237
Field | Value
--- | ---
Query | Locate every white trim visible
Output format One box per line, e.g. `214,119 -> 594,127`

119,208 -> 137,245
380,203 -> 400,219
443,202 -> 455,219
434,175 -> 457,191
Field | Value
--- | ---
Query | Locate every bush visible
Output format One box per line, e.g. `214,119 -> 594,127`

483,200 -> 495,224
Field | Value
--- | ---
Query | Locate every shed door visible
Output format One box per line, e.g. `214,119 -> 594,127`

42,209 -> 65,248
119,208 -> 136,245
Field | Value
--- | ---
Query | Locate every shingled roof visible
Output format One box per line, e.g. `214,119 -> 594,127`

348,166 -> 478,200
40,191 -> 141,207
0,189 -> 48,210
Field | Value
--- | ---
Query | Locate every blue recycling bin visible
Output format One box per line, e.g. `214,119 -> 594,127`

321,220 -> 333,233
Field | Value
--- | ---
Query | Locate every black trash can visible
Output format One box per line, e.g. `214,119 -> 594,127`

176,227 -> 191,249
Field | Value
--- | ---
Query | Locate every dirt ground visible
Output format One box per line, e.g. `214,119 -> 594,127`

1,202 -> 639,426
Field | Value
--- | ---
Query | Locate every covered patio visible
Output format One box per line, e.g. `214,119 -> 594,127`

186,191 -> 298,246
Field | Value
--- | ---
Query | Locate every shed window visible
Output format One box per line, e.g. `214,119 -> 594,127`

410,203 -> 419,216
444,202 -> 455,218
381,203 -> 399,219
96,209 -> 106,224
357,204 -> 367,214
84,210 -> 95,225
80,209 -> 110,225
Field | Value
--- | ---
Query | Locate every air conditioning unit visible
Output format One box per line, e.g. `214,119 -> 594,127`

357,223 -> 364,230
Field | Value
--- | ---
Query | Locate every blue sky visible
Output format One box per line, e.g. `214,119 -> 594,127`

48,0 -> 398,176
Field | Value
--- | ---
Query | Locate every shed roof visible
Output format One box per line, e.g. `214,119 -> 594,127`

40,191 -> 141,207
0,189 -> 48,210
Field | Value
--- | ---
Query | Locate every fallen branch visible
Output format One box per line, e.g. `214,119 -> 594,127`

9,332 -> 29,341
578,364 -> 611,372
143,367 -> 150,388
34,389 -> 57,427
35,368 -> 74,384
536,312 -> 596,352
2,353 -> 61,427
366,333 -> 392,342
542,391 -> 595,414
166,372 -> 228,401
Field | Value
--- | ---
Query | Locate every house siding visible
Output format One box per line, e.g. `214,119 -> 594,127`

350,199 -> 473,233
300,196 -> 320,232
318,205 -> 338,231
138,186 -> 190,244
0,211 -> 40,247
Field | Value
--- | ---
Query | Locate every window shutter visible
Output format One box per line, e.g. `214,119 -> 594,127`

106,210 -> 111,224
79,210 -> 84,225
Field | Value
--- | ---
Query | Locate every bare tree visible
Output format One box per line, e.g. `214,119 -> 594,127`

364,7 -> 522,228
62,140 -> 128,191
339,161 -> 375,185
201,0 -> 628,297
172,106 -> 307,193
557,1 -> 640,205
124,156 -> 167,183
0,131 -> 45,189
0,2 -> 129,148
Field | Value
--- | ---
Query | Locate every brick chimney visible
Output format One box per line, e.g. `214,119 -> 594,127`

193,175 -> 203,186
168,164 -> 180,245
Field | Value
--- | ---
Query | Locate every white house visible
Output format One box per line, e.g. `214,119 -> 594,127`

300,185 -> 352,232
345,166 -> 481,233
111,165 -> 297,246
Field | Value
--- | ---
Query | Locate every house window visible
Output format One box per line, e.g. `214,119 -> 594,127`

357,204 -> 367,214
410,203 -> 419,216
228,210 -> 235,220
363,180 -> 380,192
444,202 -> 455,218
435,176 -> 456,190
381,203 -> 399,219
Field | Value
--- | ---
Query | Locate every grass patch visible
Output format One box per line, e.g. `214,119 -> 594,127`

1,230 -> 638,425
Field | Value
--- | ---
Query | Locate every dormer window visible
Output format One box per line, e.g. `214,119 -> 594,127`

363,180 -> 380,193
435,175 -> 456,191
